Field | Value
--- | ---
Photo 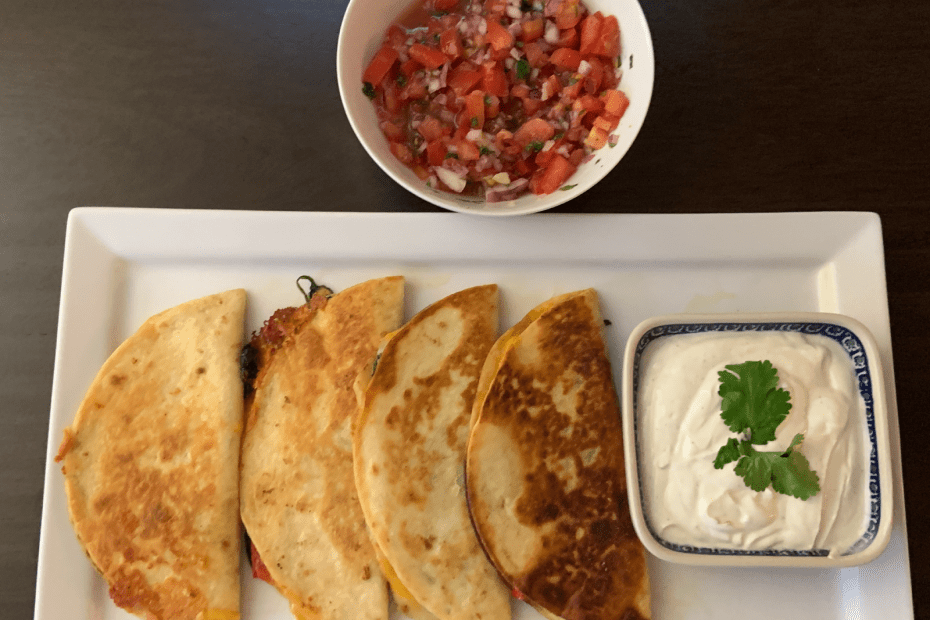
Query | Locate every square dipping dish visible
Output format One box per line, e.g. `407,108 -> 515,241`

621,312 -> 893,568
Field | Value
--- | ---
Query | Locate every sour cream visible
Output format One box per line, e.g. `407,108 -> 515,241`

637,330 -> 868,554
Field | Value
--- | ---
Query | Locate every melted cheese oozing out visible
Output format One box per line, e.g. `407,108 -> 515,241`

199,610 -> 239,620
638,330 -> 869,554
378,556 -> 421,610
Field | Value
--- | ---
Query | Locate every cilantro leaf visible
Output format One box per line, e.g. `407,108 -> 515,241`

713,437 -> 742,469
718,360 -> 791,445
516,59 -> 530,80
786,432 -> 804,452
771,444 -> 821,500
713,361 -> 820,500
733,448 -> 774,493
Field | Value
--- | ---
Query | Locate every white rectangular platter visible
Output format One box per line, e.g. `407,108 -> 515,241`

36,208 -> 913,620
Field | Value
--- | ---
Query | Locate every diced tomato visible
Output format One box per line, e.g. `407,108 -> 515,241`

363,45 -> 399,86
440,28 -> 464,59
412,164 -> 431,180
535,142 -> 559,166
418,116 -> 447,141
485,19 -> 514,52
596,15 -> 620,58
601,89 -> 629,117
522,97 -> 544,115
592,114 -> 614,133
513,117 -> 555,147
550,47 -> 582,71
561,77 -> 583,99
399,59 -> 422,78
400,78 -> 427,101
557,27 -> 579,49
464,89 -> 486,129
484,0 -> 507,16
555,0 -> 583,30
485,94 -> 501,118
579,12 -> 603,56
383,82 -> 402,114
448,64 -> 483,96
541,74 -> 560,100
524,42 -> 550,68
381,121 -> 404,141
386,24 -> 407,49
513,159 -> 534,176
584,126 -> 608,149
426,139 -> 447,166
390,141 -> 414,164
431,0 -> 459,10
494,129 -> 513,151
576,93 -> 604,114
521,17 -> 545,42
510,83 -> 531,99
530,153 -> 576,194
482,62 -> 509,98
456,137 -> 480,160
565,125 -> 585,142
583,56 -> 604,94
569,147 -> 584,166
409,43 -> 448,69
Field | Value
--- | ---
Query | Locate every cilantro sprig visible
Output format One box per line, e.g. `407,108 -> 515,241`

712,361 -> 821,500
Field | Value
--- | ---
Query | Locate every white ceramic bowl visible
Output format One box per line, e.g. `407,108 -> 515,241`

337,0 -> 654,215
621,312 -> 893,567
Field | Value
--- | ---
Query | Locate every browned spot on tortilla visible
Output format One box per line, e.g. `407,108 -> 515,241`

470,292 -> 648,620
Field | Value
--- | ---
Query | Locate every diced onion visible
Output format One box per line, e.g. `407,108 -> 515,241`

544,20 -> 559,44
435,167 -> 467,192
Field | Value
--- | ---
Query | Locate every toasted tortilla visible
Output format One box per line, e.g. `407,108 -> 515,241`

354,284 -> 510,620
55,289 -> 247,620
466,289 -> 650,620
239,276 -> 404,620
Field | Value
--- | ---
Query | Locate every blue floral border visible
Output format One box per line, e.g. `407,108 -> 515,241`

632,322 -> 881,558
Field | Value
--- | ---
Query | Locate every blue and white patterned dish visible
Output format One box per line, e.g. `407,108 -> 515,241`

621,313 -> 893,567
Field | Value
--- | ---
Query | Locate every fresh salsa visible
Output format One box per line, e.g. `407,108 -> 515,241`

362,0 -> 630,201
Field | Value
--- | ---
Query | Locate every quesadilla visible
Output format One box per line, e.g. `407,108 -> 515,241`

353,284 -> 511,620
466,289 -> 650,620
239,276 -> 404,620
55,288 -> 247,620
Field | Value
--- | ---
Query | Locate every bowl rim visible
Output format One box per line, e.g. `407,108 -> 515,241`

336,0 -> 655,216
621,311 -> 894,567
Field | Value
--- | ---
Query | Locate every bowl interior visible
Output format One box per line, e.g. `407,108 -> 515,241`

337,0 -> 655,215
624,316 -> 892,567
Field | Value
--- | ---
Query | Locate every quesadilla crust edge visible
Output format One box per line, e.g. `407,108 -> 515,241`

466,290 -> 650,620
354,284 -> 511,620
57,289 -> 247,620
239,276 -> 403,620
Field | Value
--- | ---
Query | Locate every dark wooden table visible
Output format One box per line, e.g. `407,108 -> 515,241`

2,0 -> 926,618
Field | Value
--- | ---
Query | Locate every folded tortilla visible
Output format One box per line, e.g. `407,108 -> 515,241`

56,289 -> 247,620
239,276 -> 404,620
466,289 -> 650,620
354,284 -> 511,620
